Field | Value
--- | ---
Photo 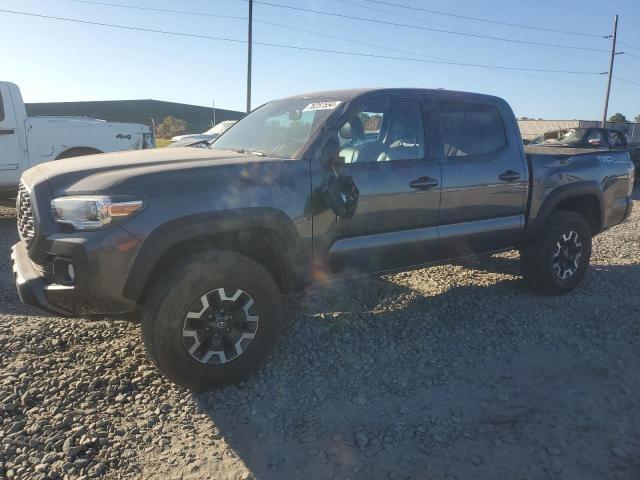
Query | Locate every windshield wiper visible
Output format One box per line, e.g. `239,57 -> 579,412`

212,147 -> 247,153
212,147 -> 285,158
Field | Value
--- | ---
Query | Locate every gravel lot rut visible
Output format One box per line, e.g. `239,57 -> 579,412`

1,190 -> 639,480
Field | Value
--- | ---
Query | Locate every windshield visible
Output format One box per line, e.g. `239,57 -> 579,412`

204,120 -> 235,136
212,96 -> 344,158
531,128 -> 587,145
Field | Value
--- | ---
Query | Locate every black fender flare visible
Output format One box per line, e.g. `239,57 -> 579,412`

522,181 -> 604,242
122,208 -> 301,301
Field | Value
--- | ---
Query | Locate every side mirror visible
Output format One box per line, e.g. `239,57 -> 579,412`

322,172 -> 359,219
588,138 -> 601,147
318,135 -> 358,218
319,136 -> 342,169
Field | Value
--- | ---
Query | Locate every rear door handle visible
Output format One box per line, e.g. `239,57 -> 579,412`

0,129 -> 15,135
409,176 -> 439,190
498,170 -> 521,182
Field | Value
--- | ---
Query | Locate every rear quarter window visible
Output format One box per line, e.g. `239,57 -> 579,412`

440,102 -> 507,157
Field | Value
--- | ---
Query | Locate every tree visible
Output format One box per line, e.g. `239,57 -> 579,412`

155,116 -> 188,138
608,113 -> 627,123
635,114 -> 640,123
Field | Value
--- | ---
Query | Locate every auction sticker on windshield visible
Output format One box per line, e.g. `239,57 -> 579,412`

303,101 -> 342,112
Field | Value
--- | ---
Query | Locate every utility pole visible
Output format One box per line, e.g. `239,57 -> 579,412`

602,14 -> 618,127
246,0 -> 253,114
212,99 -> 216,126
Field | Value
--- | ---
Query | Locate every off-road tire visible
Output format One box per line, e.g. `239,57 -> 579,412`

520,210 -> 592,296
142,250 -> 282,391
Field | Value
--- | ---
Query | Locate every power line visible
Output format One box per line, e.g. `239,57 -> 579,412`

618,41 -> 640,53
68,0 -> 246,21
614,76 -> 640,87
244,0 -> 609,52
69,0 -> 449,62
336,0 -> 603,63
66,0 -> 614,87
336,0 -> 484,36
620,51 -> 640,61
66,0 -> 607,60
0,8 -> 608,75
359,0 -> 605,38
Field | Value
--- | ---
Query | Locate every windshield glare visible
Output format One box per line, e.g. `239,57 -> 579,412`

204,120 -> 235,136
212,97 -> 343,158
532,128 -> 586,145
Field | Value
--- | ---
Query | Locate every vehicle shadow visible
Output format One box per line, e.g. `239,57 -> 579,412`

191,260 -> 640,480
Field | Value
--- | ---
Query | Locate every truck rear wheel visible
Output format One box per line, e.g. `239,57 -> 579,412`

520,210 -> 592,295
142,250 -> 283,391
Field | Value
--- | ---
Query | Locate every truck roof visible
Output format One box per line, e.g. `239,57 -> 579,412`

280,87 -> 504,104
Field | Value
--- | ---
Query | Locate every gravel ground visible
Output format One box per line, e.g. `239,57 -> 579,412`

1,190 -> 639,480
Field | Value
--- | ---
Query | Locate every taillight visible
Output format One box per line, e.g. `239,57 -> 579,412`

628,163 -> 635,197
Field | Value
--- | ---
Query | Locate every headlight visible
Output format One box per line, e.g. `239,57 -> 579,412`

51,196 -> 144,231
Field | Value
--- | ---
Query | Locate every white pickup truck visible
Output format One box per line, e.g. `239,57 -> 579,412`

0,81 -> 155,197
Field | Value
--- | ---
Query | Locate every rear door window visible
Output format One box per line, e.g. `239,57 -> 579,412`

0,91 -> 5,122
439,102 -> 506,157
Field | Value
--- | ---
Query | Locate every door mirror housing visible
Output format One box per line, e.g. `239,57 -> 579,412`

322,172 -> 359,219
319,136 -> 343,169
318,135 -> 358,218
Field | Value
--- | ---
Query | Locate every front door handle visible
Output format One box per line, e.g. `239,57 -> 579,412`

0,129 -> 15,135
498,170 -> 521,182
409,176 -> 439,190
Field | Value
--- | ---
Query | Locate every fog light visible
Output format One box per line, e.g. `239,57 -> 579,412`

67,263 -> 76,282
52,257 -> 76,285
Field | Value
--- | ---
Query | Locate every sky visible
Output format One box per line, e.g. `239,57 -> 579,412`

0,0 -> 639,120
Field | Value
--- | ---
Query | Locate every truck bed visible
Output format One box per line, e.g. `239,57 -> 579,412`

524,145 -> 614,157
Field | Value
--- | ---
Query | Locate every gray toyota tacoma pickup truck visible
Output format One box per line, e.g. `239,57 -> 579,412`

11,88 -> 635,390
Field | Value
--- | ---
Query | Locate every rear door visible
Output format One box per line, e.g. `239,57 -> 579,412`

437,98 -> 528,257
314,93 -> 442,276
0,84 -> 23,189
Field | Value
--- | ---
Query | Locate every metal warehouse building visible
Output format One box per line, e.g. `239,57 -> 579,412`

25,99 -> 245,135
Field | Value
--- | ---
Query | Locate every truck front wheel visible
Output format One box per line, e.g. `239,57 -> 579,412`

520,210 -> 592,295
142,250 -> 283,391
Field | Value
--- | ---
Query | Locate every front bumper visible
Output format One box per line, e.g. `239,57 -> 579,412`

11,226 -> 141,317
11,242 -> 74,316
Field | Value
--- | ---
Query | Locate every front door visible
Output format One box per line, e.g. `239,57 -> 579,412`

437,99 -> 528,258
312,94 -> 442,277
0,84 -> 23,191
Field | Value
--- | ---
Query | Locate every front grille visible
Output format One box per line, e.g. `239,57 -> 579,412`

17,181 -> 36,246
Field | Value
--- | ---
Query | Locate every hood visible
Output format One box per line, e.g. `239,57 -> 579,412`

23,147 -> 287,197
